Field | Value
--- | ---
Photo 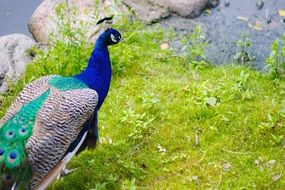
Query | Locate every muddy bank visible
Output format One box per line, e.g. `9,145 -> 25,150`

159,0 -> 285,69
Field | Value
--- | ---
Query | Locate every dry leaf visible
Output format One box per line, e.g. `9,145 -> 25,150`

253,21 -> 263,30
157,144 -> 167,154
182,85 -> 189,91
266,160 -> 276,168
237,16 -> 249,22
272,173 -> 282,181
248,21 -> 262,30
279,10 -> 285,17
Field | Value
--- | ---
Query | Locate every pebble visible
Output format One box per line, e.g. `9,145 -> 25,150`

256,0 -> 264,10
222,162 -> 232,172
160,42 -> 170,50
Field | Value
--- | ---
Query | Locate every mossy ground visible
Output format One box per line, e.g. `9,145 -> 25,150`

0,20 -> 284,189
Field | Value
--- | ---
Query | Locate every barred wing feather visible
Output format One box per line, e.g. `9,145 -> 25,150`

0,75 -> 54,126
26,87 -> 98,189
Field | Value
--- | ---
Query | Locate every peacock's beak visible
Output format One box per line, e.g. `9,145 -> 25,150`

119,36 -> 124,42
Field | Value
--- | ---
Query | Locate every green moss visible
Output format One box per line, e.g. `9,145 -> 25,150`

0,19 -> 284,189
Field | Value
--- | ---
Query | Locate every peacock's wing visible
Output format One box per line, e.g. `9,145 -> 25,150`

26,87 -> 98,189
0,75 -> 55,189
0,75 -> 55,126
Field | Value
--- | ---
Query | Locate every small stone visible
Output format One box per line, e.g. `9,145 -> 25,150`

222,162 -> 232,172
160,42 -> 170,50
267,17 -> 272,24
256,0 -> 264,10
224,0 -> 230,7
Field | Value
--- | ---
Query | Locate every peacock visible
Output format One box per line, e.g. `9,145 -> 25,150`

0,17 -> 123,190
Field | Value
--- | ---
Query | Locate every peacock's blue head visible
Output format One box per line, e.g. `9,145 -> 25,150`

97,28 -> 123,46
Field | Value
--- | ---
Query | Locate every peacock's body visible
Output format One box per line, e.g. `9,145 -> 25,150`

0,22 -> 122,189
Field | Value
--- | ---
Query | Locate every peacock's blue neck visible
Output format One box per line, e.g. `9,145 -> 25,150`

74,41 -> 112,110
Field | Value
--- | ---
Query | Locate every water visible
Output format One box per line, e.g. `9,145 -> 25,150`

0,0 -> 43,37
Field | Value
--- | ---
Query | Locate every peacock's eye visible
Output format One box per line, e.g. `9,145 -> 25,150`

9,152 -> 17,160
6,130 -> 14,139
19,128 -> 27,136
0,149 -> 4,156
110,34 -> 118,43
5,174 -> 12,181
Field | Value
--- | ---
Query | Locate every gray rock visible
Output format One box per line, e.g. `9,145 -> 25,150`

0,34 -> 35,94
123,0 -> 219,22
153,0 -> 219,18
256,0 -> 264,10
28,0 -> 128,43
123,0 -> 170,23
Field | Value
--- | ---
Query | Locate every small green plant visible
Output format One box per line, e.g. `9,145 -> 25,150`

266,34 -> 285,79
234,33 -> 255,66
181,25 -> 208,68
121,178 -> 137,190
120,109 -> 155,143
52,2 -> 90,44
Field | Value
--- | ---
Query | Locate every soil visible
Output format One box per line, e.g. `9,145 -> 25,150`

158,0 -> 285,69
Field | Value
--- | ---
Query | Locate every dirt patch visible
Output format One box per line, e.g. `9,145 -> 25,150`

158,0 -> 285,69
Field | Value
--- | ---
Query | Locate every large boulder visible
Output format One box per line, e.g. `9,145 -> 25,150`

122,0 -> 170,23
0,34 -> 36,94
123,0 -> 219,21
153,0 -> 219,18
28,0 -> 128,43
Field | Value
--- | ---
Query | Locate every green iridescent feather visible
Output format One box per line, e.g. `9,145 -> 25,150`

48,76 -> 88,91
0,90 -> 50,172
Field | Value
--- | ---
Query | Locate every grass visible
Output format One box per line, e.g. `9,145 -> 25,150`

0,18 -> 285,189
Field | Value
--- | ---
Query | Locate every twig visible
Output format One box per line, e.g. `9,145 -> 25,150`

195,129 -> 199,146
222,148 -> 252,155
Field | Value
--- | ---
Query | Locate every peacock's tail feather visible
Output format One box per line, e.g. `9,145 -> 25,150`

0,89 -> 50,187
0,75 -> 97,189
